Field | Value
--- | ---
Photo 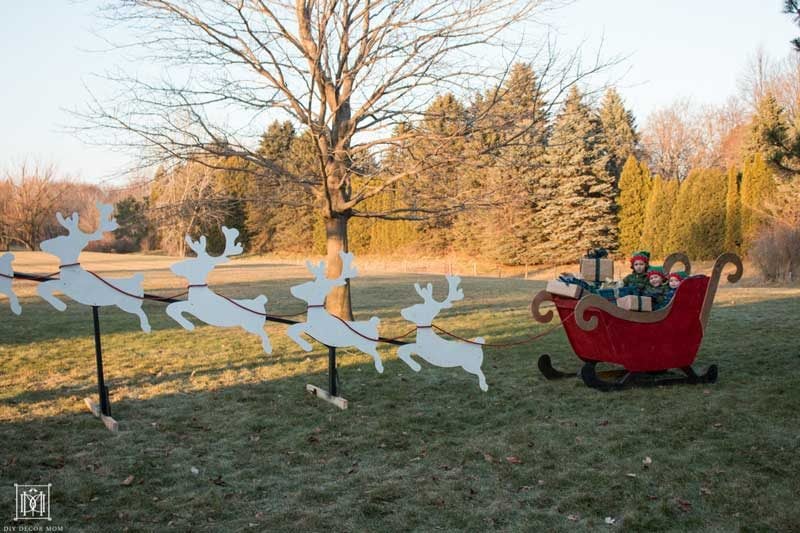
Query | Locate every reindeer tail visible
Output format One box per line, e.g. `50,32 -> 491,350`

133,273 -> 145,285
369,316 -> 380,327
472,337 -> 485,345
255,294 -> 268,308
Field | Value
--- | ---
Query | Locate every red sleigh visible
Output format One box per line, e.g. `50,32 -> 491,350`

529,253 -> 743,391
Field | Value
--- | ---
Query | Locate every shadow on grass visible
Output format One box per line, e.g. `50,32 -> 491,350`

2,317 -> 800,532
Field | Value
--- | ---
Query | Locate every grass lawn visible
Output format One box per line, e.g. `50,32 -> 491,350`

1,253 -> 799,531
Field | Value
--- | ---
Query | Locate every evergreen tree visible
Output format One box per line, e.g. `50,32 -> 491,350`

471,62 -> 549,265
669,168 -> 727,259
599,88 -> 639,179
640,175 -> 679,259
724,167 -> 742,253
406,93 -> 470,253
617,155 -> 652,255
745,93 -> 790,166
740,152 -> 777,250
531,86 -> 618,261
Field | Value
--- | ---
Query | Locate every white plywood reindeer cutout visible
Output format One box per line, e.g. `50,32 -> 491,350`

0,253 -> 21,315
166,227 -> 272,354
397,276 -> 488,391
287,251 -> 384,373
37,203 -> 151,332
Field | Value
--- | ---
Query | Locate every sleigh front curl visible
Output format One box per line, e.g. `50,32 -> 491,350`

530,253 -> 743,391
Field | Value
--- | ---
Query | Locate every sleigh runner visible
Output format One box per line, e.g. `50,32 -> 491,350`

530,253 -> 743,391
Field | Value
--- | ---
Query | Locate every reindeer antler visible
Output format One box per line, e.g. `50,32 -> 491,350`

185,235 -> 208,257
414,282 -> 435,303
305,260 -> 327,280
339,251 -> 358,280
56,212 -> 79,233
96,203 -> 119,233
219,226 -> 244,258
440,275 -> 464,309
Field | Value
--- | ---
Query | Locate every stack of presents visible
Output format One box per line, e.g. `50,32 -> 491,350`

546,250 -> 687,312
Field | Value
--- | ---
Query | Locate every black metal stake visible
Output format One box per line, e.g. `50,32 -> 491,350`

328,345 -> 337,397
91,306 -> 111,417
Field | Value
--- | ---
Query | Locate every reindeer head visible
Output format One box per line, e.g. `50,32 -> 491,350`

40,203 -> 118,263
289,251 -> 358,305
170,226 -> 243,285
401,275 -> 464,326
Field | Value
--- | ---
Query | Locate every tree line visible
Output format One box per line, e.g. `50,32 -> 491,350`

2,60 -> 799,280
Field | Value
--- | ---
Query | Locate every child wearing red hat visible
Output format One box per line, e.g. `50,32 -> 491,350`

663,271 -> 687,307
623,251 -> 651,294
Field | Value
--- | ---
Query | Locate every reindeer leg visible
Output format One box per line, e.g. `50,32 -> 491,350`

244,321 -> 272,354
397,344 -> 422,372
287,323 -> 313,351
166,302 -> 195,331
364,343 -> 384,373
7,292 -> 21,316
119,298 -> 151,333
37,280 -> 67,311
463,351 -> 488,392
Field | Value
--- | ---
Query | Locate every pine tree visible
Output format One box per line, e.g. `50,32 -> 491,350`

745,93 -> 790,167
471,62 -> 549,265
740,152 -> 777,250
531,86 -> 618,262
617,155 -> 652,255
669,168 -> 727,259
724,167 -> 742,253
599,88 -> 639,179
640,175 -> 679,259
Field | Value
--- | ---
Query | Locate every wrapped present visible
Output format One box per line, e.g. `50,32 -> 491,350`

596,286 -> 638,302
616,294 -> 652,312
546,280 -> 587,299
580,248 -> 614,282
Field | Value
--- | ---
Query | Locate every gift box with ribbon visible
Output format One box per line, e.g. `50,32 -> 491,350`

580,248 -> 614,282
616,294 -> 653,312
596,285 -> 638,302
546,280 -> 586,299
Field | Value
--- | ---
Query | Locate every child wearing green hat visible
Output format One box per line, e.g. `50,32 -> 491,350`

622,251 -> 651,294
643,267 -> 668,308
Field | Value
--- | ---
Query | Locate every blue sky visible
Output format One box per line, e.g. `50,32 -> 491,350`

0,1 -> 796,184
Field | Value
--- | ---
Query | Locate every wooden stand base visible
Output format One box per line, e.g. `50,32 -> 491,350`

84,397 -> 119,432
305,384 -> 348,410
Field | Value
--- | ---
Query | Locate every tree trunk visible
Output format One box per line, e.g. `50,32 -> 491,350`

324,214 -> 353,320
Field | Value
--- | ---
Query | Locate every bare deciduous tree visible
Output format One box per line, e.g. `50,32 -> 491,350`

81,0 -> 613,317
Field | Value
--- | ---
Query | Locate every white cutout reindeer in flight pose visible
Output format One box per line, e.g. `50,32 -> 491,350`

37,203 -> 151,332
397,276 -> 488,391
166,227 -> 272,354
0,253 -> 21,315
287,251 -> 383,373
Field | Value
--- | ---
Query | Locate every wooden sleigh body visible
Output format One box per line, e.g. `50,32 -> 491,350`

530,253 -> 743,391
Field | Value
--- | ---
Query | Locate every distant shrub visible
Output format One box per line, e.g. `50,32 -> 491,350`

749,223 -> 800,282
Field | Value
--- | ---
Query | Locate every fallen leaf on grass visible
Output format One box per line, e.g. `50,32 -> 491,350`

700,487 -> 712,496
505,455 -> 522,464
713,422 -> 723,428
483,453 -> 496,463
677,498 -> 692,512
598,420 -> 609,426
604,516 -> 616,525
642,456 -> 652,468
190,467 -> 199,475
567,514 -> 579,521
121,475 -> 135,486
625,473 -> 637,478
